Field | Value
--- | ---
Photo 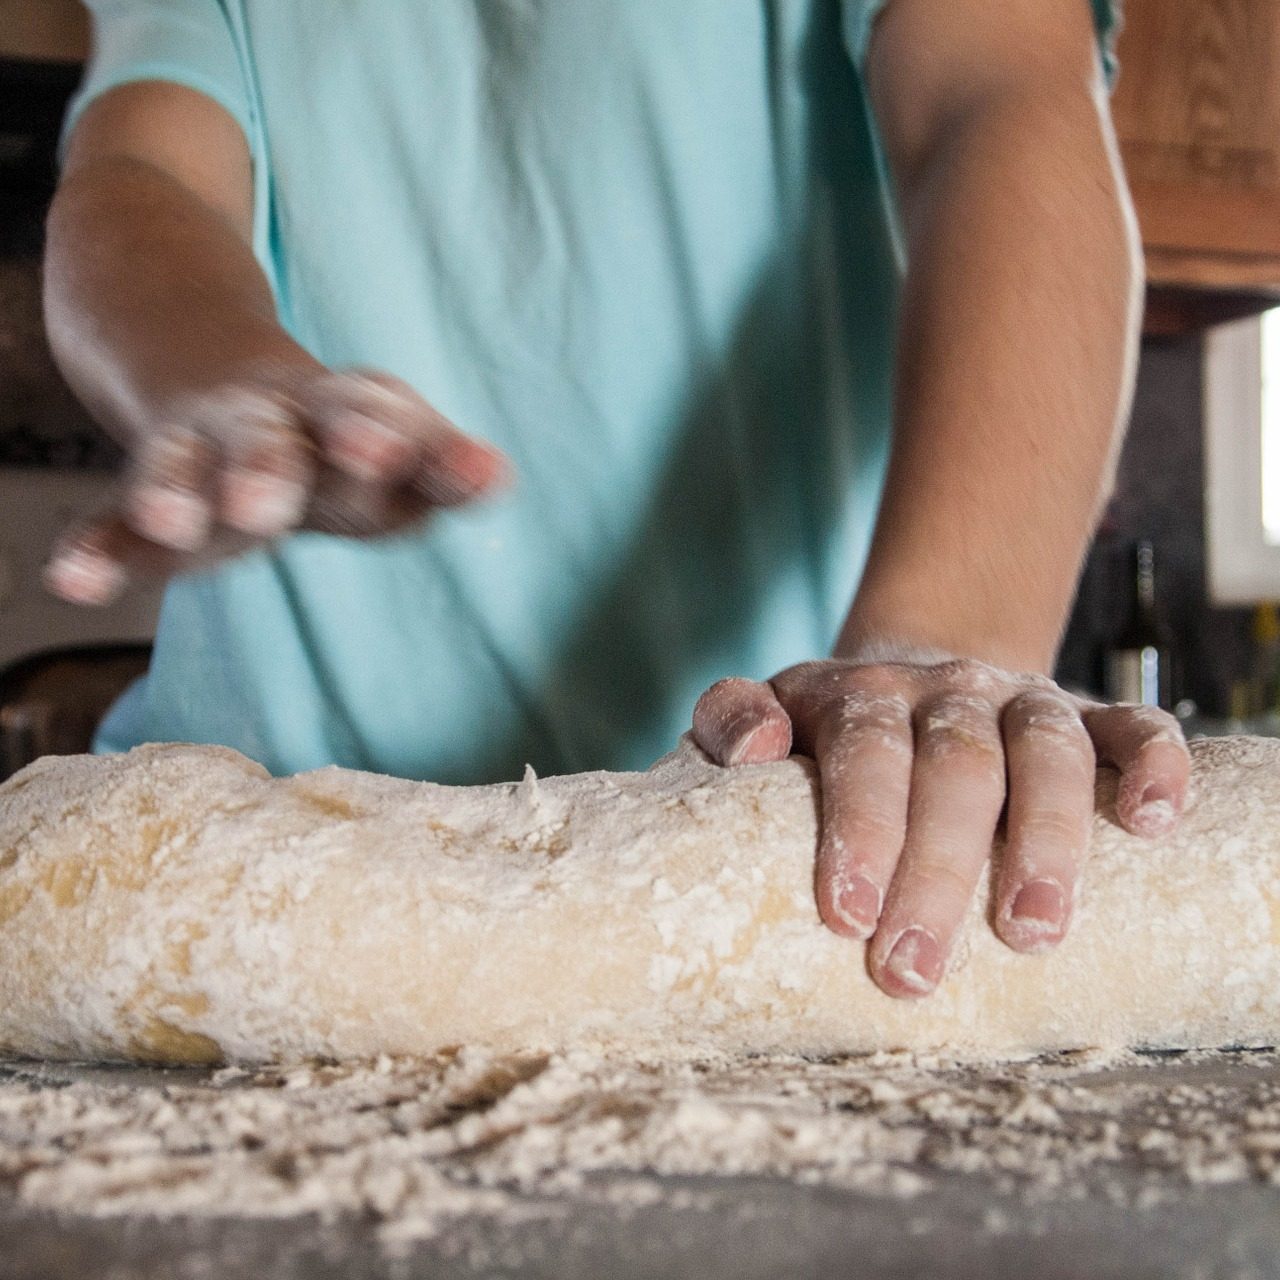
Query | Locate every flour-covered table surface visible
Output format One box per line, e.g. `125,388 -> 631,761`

0,1046 -> 1277,1280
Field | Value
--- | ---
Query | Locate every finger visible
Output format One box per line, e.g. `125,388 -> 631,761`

45,512 -> 193,605
304,371 -> 423,481
305,371 -> 509,504
811,692 -> 913,940
691,678 -> 793,766
771,659 -> 916,745
994,691 -> 1095,953
414,432 -> 510,508
868,695 -> 1007,999
122,429 -> 215,552
209,395 -> 314,537
303,470 -> 439,539
1079,702 -> 1191,836
44,523 -> 129,606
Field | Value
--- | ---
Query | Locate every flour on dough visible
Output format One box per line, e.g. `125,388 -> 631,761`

0,736 -> 1277,1064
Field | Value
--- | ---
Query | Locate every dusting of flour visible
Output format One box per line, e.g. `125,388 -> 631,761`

2,735 -> 1279,1063
1,1047 -> 1277,1251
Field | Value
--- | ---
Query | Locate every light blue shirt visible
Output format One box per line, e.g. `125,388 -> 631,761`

72,0 -> 1116,783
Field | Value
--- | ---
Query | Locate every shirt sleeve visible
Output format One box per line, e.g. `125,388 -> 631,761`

63,0 -> 254,151
841,0 -> 1122,87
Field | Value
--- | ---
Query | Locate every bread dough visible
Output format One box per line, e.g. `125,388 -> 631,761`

0,735 -> 1276,1065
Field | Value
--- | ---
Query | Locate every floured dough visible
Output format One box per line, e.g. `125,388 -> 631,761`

0,736 -> 1276,1065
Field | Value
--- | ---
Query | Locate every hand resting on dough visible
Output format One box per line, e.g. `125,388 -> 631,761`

693,652 -> 1192,1002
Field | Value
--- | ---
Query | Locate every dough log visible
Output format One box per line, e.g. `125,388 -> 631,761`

0,736 -> 1277,1065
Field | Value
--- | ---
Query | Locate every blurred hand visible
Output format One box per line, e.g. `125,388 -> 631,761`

45,367 -> 509,605
693,653 -> 1192,1000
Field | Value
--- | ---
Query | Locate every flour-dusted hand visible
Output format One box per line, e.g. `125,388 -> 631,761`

692,654 -> 1192,1000
42,83 -> 510,608
45,367 -> 508,605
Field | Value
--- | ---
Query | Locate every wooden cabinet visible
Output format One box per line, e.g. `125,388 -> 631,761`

0,0 -> 88,64
1112,0 -> 1280,303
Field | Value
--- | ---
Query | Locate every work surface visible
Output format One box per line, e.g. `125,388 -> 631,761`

1,1047 -> 1278,1280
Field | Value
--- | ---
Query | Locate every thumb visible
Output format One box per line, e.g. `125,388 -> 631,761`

692,677 -> 793,766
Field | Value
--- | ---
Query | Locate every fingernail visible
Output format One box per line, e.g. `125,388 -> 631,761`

222,469 -> 307,535
726,724 -> 765,767
1008,878 -> 1066,943
1134,782 -> 1178,834
833,873 -> 881,937
44,550 -> 126,606
129,486 -> 211,551
884,926 -> 943,996
463,443 -> 509,485
424,445 -> 514,504
725,718 -> 790,767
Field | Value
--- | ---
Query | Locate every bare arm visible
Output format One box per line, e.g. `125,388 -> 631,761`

44,84 -> 504,603
47,83 -> 298,439
837,0 -> 1141,672
694,0 -> 1189,999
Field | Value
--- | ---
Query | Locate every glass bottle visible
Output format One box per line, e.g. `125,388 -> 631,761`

1104,540 -> 1174,708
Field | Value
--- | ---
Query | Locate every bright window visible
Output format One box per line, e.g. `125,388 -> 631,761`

1262,309 -> 1280,545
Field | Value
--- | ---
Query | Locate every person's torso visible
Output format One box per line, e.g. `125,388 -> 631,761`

108,0 -> 900,781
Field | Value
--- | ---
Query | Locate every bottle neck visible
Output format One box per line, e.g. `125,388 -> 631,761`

1134,541 -> 1156,616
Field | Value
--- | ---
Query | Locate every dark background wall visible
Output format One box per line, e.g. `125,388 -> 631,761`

0,58 -> 118,469
1056,331 -> 1255,716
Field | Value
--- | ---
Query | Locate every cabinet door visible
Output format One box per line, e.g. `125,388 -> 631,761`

0,0 -> 89,63
1111,0 -> 1280,289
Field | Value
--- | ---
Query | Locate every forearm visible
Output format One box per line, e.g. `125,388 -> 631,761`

44,158 -> 318,447
42,84 -> 504,603
838,87 -> 1142,674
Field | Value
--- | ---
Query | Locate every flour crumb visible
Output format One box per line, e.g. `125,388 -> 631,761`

1,1047 -> 1276,1252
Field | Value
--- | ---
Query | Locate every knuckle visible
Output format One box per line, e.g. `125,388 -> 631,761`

1094,706 -> 1190,774
307,370 -> 422,438
247,430 -> 310,473
770,660 -> 828,698
919,728 -> 1002,772
1028,755 -> 1095,795
342,368 -> 418,405
844,663 -> 908,698
781,663 -> 853,705
1004,695 -> 1092,750
58,523 -> 103,557
1004,689 -> 1074,723
931,657 -> 1002,695
1134,711 -> 1186,751
1106,703 -> 1183,741
916,697 -> 1001,763
1011,807 -> 1089,848
837,690 -> 911,726
1014,670 -> 1058,693
348,375 -> 439,439
898,857 -> 974,903
1018,723 -> 1085,754
818,691 -> 912,754
189,384 -> 294,434
924,691 -> 993,720
133,429 -> 207,483
838,805 -> 906,848
1014,717 -> 1085,749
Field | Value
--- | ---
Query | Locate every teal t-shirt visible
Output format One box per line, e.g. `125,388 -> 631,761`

72,0 -> 1115,783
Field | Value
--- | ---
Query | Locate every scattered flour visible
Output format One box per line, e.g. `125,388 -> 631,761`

1,1047 -> 1276,1251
